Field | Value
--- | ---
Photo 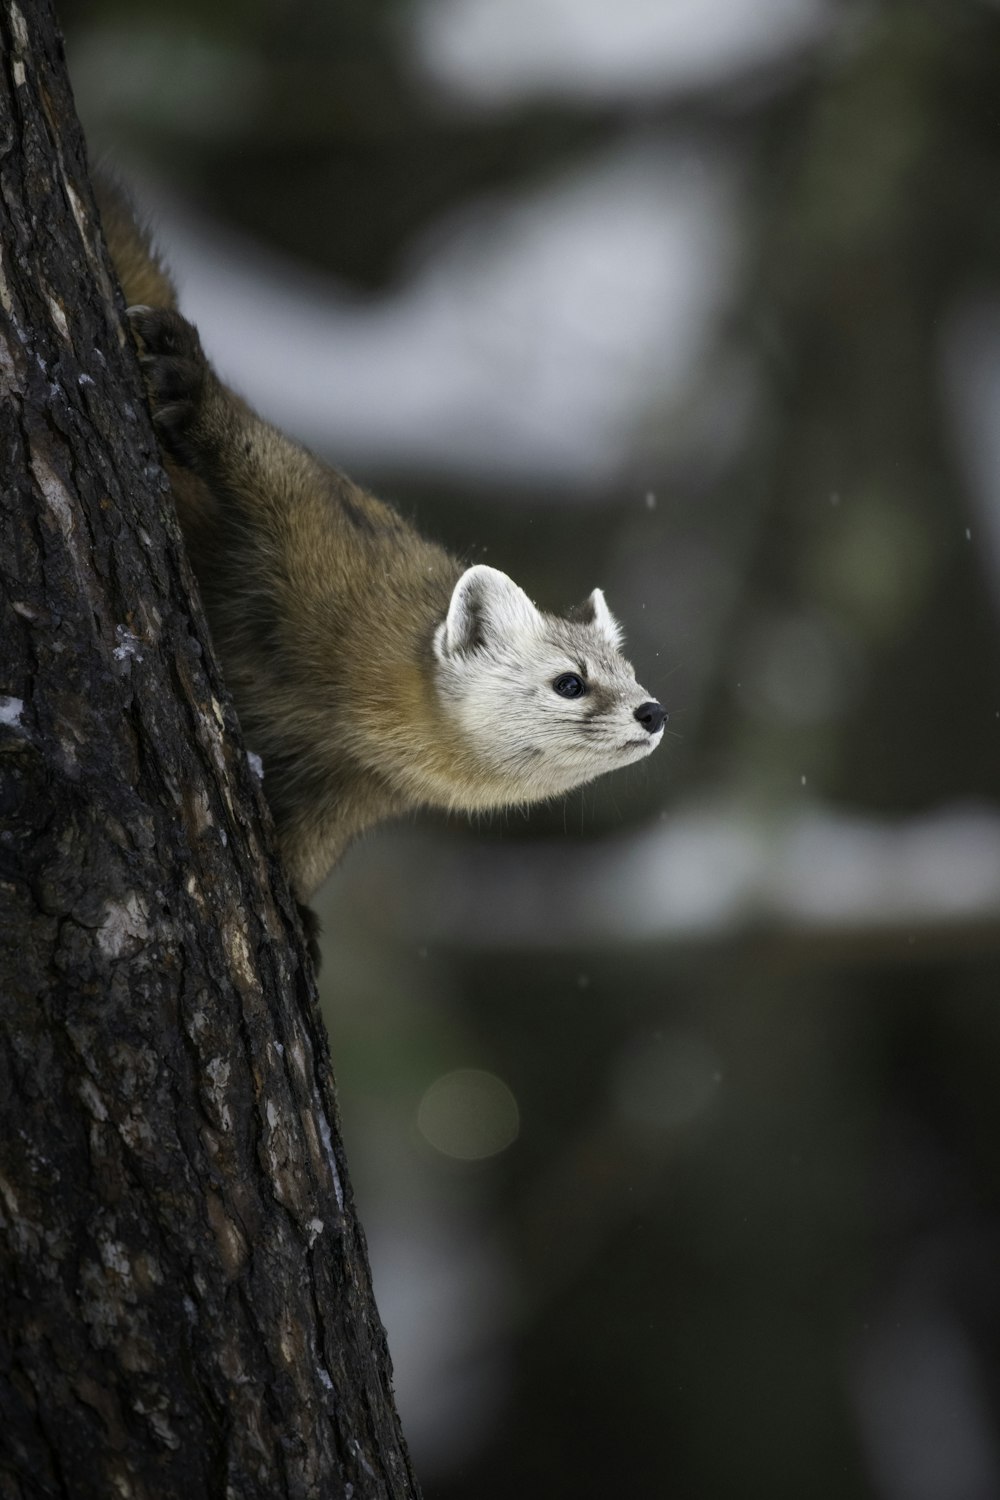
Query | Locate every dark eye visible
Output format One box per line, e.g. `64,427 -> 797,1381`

553,672 -> 587,699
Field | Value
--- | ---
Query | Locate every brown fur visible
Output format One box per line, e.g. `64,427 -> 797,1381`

96,180 -> 665,941
98,179 -> 471,896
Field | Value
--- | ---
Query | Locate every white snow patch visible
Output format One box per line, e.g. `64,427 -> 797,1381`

396,802 -> 1000,947
113,625 -> 143,663
0,696 -> 24,728
413,0 -> 831,105
853,1300 -> 1000,1500
136,140 -> 736,486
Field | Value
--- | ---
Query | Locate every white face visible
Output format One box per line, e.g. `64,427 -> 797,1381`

433,565 -> 664,802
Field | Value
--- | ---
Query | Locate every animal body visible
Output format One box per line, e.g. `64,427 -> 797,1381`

97,182 -> 666,951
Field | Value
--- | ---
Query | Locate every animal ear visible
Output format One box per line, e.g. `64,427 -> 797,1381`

437,565 -> 540,659
579,587 -> 623,649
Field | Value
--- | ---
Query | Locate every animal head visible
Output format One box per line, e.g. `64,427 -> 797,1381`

433,564 -> 665,801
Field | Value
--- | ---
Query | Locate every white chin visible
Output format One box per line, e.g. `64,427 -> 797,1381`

622,736 -> 659,759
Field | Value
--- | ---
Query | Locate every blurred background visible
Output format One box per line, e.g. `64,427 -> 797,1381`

65,0 -> 1000,1494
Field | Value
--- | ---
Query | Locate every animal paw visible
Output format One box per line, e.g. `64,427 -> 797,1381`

127,305 -> 208,462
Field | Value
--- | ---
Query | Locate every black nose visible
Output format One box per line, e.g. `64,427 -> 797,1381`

634,700 -> 666,734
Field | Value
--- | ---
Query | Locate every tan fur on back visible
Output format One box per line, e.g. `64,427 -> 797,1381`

98,176 -> 665,903
95,179 -> 177,312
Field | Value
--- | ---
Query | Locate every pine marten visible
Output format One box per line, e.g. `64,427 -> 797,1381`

96,181 -> 666,960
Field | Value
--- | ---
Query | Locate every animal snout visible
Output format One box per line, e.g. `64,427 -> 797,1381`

634,700 -> 667,735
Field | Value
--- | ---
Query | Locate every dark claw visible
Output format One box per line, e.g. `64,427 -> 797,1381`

127,304 -> 202,358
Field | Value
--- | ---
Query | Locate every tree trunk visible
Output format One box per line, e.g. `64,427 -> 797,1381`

0,5 -> 420,1497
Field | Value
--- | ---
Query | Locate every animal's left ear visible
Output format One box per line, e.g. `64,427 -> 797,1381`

579,587 -> 624,649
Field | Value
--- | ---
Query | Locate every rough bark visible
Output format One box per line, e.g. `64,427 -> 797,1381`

0,4 -> 420,1497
